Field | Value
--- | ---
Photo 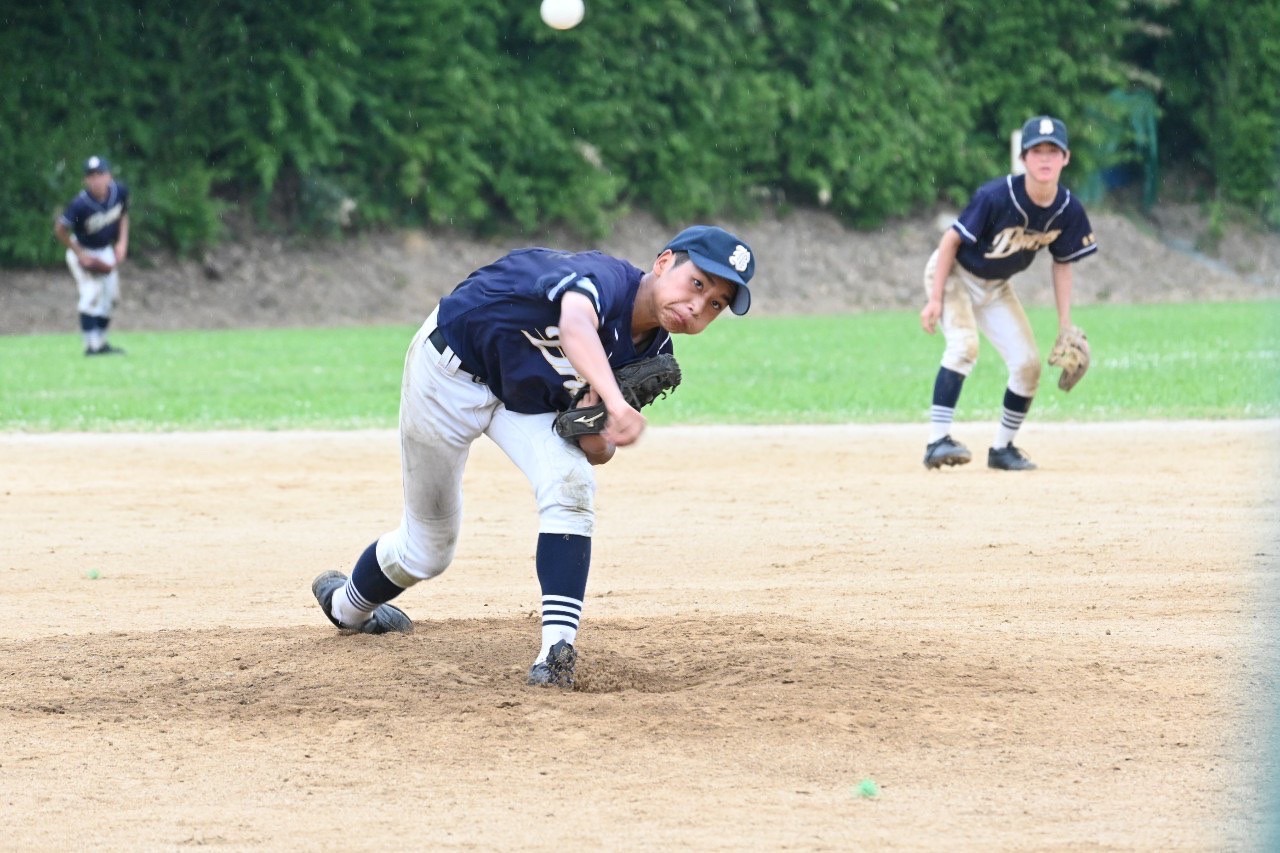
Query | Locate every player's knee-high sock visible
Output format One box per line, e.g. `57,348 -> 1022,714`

993,388 -> 1033,448
534,532 -> 590,661
97,315 -> 111,345
79,313 -> 100,350
929,367 -> 966,442
330,541 -> 406,627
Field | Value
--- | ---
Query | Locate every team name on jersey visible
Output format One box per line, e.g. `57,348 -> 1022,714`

521,326 -> 586,396
984,225 -> 1063,260
85,204 -> 125,236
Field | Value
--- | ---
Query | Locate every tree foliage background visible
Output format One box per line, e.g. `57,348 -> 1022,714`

1,0 -> 1275,266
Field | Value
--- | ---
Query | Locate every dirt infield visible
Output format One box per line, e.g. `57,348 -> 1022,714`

3,422 -> 1277,850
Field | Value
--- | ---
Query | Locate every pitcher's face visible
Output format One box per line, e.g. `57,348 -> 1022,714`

651,252 -> 735,335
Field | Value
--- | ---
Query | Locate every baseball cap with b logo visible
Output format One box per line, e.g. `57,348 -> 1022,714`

1020,116 -> 1069,152
662,225 -> 756,315
83,155 -> 111,174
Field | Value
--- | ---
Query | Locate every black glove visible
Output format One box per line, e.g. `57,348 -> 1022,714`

554,354 -> 682,439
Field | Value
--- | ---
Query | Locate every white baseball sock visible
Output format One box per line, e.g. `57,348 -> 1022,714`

536,595 -> 581,662
329,584 -> 374,628
993,407 -> 1027,449
929,405 -> 956,442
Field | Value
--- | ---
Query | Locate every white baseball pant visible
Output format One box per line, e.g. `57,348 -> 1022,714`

374,309 -> 596,590
924,249 -> 1042,397
65,246 -> 120,318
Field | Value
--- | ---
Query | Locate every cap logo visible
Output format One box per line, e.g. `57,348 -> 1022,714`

1039,119 -> 1054,135
87,157 -> 101,169
729,245 -> 751,273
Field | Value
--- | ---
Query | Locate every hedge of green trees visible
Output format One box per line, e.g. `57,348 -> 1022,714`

1,0 -> 1276,266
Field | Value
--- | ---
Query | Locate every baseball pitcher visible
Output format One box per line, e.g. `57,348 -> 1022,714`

312,225 -> 756,689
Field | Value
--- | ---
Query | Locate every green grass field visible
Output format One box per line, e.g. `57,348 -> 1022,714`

2,301 -> 1276,431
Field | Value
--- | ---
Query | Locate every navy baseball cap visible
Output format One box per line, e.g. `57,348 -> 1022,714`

662,225 -> 755,315
83,155 -> 111,174
1020,116 -> 1068,152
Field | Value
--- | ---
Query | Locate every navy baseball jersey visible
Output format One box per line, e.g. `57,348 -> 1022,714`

58,181 -> 130,249
951,174 -> 1097,281
436,248 -> 673,414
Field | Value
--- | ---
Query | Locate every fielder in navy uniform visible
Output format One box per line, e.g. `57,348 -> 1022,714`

919,116 -> 1098,471
312,225 -> 756,688
54,155 -> 131,356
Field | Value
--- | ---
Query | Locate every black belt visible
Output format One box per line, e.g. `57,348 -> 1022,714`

427,326 -> 448,354
428,327 -> 483,379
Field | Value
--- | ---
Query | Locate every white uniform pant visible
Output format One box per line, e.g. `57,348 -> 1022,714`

924,250 -> 1042,397
65,246 -> 120,318
375,311 -> 596,589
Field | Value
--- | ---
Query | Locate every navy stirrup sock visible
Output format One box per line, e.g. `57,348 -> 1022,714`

932,367 -> 965,408
1002,387 -> 1033,415
536,533 -> 591,601
349,542 -> 405,605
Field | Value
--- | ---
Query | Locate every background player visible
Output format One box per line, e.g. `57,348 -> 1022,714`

311,225 -> 756,688
919,116 -> 1098,471
54,155 -> 131,356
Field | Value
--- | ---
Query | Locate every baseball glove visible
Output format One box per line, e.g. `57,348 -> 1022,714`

1048,325 -> 1090,392
554,354 -> 682,439
79,255 -> 114,275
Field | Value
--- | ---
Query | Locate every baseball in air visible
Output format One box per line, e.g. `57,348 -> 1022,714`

540,0 -> 584,30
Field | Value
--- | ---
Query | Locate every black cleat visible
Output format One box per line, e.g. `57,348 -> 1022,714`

988,444 -> 1037,471
527,640 -> 577,689
311,570 -> 413,634
923,435 -> 972,469
85,344 -> 126,356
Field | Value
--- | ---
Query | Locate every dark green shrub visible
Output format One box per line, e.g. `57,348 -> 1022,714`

0,0 -> 1272,266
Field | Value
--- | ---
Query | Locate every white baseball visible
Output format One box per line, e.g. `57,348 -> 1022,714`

540,0 -> 584,30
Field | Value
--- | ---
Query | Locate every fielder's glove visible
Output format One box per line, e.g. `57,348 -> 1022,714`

554,354 -> 682,439
1048,325 -> 1090,392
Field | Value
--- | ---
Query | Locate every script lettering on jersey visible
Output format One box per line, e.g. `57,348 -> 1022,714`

984,225 -> 1063,259
521,326 -> 587,396
85,204 -> 125,237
